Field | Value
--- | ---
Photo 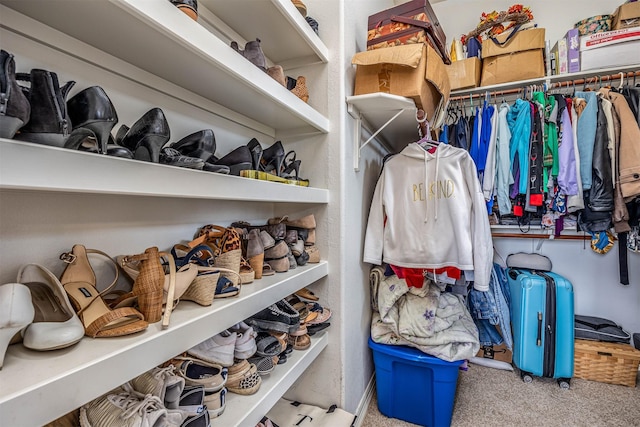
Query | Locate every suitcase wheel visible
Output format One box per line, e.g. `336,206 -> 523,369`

557,379 -> 571,390
520,371 -> 533,384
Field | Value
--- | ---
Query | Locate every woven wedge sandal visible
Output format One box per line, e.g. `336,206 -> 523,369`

59,244 -> 148,338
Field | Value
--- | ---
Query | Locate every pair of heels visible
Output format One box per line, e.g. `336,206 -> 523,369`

0,264 -> 86,369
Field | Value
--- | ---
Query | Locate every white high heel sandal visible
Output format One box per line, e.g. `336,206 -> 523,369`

0,283 -> 35,369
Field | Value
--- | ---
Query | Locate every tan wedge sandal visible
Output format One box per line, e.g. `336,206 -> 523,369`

60,244 -> 148,338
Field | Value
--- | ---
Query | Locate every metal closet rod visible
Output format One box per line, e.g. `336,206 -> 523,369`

449,70 -> 640,102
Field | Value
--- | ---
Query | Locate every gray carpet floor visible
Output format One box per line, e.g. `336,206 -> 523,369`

361,363 -> 640,427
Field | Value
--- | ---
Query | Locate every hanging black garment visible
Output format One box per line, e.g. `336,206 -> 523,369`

588,97 -> 614,212
620,86 -> 640,127
528,102 -> 544,206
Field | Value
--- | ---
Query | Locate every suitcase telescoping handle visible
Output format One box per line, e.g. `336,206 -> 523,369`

389,15 -> 452,64
537,312 -> 543,346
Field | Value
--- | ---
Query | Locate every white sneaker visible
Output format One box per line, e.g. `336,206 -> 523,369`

128,365 -> 185,410
228,321 -> 257,359
188,330 -> 236,367
79,389 -> 180,427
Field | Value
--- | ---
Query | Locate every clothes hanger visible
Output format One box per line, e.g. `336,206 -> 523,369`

416,109 -> 439,150
618,72 -> 624,90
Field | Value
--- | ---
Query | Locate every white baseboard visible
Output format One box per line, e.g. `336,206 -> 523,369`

352,374 -> 376,427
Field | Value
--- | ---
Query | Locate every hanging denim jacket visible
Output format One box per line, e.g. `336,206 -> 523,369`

467,263 -> 512,350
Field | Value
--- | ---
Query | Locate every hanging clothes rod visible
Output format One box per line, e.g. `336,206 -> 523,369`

448,70 -> 640,102
491,232 -> 589,240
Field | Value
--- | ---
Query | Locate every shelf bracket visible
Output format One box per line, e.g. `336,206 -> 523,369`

348,104 -> 409,171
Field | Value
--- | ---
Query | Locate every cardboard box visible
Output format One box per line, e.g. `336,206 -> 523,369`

352,43 -> 451,123
580,27 -> 640,50
580,38 -> 640,71
476,343 -> 513,363
566,28 -> 580,73
552,28 -> 580,75
480,28 -> 546,86
447,57 -> 481,90
612,2 -> 640,30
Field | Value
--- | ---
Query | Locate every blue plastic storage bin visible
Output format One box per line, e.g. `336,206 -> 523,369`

369,337 -> 463,427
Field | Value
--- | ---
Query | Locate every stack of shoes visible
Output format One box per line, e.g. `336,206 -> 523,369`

305,301 -> 332,336
169,356 -> 228,419
268,214 -> 320,265
248,331 -> 283,375
80,363 -> 205,426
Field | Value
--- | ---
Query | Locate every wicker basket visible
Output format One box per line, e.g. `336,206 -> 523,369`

574,339 -> 640,387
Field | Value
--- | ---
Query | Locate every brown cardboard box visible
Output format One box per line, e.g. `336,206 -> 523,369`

352,43 -> 451,123
476,343 -> 513,363
612,2 -> 640,30
480,28 -> 546,86
447,57 -> 481,90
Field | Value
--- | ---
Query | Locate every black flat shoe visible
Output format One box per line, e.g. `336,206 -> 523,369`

0,50 -> 30,139
170,129 -> 215,160
119,108 -> 170,163
209,145 -> 253,176
66,86 -> 118,155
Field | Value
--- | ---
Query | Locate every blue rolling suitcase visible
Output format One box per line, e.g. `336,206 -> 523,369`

507,269 -> 574,388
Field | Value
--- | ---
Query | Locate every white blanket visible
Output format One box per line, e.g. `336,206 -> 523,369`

370,267 -> 479,362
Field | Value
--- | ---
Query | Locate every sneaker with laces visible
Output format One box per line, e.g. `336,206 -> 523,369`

128,365 -> 185,410
228,321 -> 257,359
80,389 -> 180,427
188,330 -> 236,367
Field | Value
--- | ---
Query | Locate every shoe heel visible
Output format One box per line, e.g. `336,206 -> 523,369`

84,120 -> 116,154
0,283 -> 35,369
0,116 -> 24,139
136,289 -> 164,323
135,135 -> 168,163
248,253 -> 264,280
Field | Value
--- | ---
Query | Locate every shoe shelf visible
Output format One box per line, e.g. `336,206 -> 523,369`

0,140 -> 329,204
220,331 -> 328,427
0,0 -> 330,136
0,261 -> 328,427
199,0 -> 329,69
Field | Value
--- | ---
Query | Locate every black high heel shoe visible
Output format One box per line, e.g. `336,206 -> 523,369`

246,138 -> 263,170
170,129 -> 215,161
282,151 -> 301,180
0,50 -> 30,139
14,69 -> 75,147
260,140 -> 285,176
119,108 -> 170,163
209,145 -> 253,176
65,86 -> 118,155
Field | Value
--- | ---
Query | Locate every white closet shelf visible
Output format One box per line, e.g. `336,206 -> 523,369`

0,261 -> 328,427
450,64 -> 640,97
0,0 -> 329,135
346,93 -> 420,170
200,0 -> 329,69
222,332 -> 328,427
0,140 -> 329,204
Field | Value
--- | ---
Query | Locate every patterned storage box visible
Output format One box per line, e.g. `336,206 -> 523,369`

574,339 -> 640,387
574,15 -> 612,36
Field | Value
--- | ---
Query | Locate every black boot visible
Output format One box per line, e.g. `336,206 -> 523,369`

0,50 -> 30,139
14,69 -> 75,147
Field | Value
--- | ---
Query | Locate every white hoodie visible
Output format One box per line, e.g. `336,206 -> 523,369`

363,142 -> 493,291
